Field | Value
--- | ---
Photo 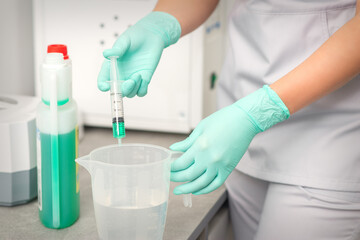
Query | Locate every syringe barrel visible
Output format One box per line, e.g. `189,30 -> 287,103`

110,80 -> 124,122
110,80 -> 125,138
109,56 -> 125,138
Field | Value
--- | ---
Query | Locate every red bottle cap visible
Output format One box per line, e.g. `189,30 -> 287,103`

47,44 -> 69,60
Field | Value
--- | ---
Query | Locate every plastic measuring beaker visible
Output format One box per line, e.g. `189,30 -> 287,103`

76,144 -> 182,240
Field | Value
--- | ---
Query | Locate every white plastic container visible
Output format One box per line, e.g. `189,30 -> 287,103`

0,94 -> 39,206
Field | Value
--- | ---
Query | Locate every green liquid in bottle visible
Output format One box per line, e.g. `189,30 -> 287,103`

38,129 -> 79,229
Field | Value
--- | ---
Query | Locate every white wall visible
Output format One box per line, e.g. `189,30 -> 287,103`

0,0 -> 235,97
0,0 -> 34,96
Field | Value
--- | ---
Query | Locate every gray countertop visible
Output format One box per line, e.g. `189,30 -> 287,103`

0,127 -> 227,240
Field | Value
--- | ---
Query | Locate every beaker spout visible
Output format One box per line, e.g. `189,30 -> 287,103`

75,155 -> 91,173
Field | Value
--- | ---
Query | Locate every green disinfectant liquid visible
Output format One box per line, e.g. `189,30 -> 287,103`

38,129 -> 79,228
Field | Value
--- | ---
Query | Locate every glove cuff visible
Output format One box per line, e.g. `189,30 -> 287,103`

235,85 -> 290,132
138,11 -> 182,48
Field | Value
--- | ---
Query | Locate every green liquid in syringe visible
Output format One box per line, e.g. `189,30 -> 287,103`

112,117 -> 125,146
112,117 -> 125,137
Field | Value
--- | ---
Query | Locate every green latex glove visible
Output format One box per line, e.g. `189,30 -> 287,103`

97,12 -> 181,97
170,85 -> 290,195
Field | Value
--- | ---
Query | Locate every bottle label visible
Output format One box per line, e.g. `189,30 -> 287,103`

76,125 -> 79,194
36,128 -> 42,211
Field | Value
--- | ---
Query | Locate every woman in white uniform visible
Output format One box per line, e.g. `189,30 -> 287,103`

97,0 -> 360,239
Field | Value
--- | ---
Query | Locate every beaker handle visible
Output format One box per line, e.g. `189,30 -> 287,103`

168,151 -> 193,208
169,151 -> 183,162
183,194 -> 192,208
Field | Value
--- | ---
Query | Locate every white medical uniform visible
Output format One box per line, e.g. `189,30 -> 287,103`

218,0 -> 360,239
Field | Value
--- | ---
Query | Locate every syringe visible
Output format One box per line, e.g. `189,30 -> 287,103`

109,56 -> 125,139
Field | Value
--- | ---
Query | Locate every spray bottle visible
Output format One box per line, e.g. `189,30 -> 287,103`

36,45 -> 79,229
